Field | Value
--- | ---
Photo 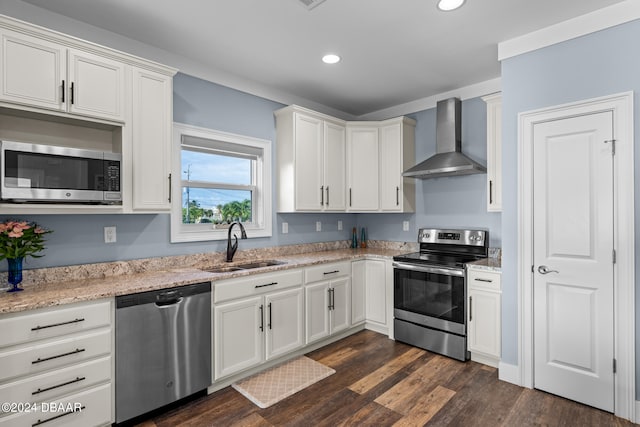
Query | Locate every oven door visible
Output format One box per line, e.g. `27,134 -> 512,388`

393,262 -> 466,335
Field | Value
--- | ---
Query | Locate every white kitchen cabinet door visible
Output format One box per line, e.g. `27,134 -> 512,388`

132,67 -> 173,211
483,93 -> 502,212
265,288 -> 304,361
347,126 -> 379,211
294,112 -> 324,210
350,260 -> 366,325
67,49 -> 126,122
0,30 -> 65,111
305,281 -> 331,344
323,121 -> 346,210
379,123 -> 402,211
379,119 -> 415,212
365,260 -> 386,326
330,277 -> 351,334
467,288 -> 501,360
214,296 -> 264,380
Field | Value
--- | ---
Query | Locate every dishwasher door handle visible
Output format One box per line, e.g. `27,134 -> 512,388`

155,297 -> 183,307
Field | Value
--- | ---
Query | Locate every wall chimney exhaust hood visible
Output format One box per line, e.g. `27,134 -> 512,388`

403,97 -> 486,179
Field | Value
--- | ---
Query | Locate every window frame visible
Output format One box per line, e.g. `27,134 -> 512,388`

171,122 -> 272,243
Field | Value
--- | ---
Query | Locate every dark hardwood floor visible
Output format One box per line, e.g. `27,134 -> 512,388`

137,330 -> 636,426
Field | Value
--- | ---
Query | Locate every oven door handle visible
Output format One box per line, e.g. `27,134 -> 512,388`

392,262 -> 465,277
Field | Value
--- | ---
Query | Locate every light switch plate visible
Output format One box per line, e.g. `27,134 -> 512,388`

316,221 -> 322,232
282,222 -> 288,234
104,226 -> 116,243
338,220 -> 343,231
402,221 -> 410,231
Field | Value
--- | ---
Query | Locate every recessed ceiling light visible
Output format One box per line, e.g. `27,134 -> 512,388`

437,0 -> 465,11
322,54 -> 341,64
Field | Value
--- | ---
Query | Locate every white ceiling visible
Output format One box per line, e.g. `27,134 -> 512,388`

21,0 -> 627,117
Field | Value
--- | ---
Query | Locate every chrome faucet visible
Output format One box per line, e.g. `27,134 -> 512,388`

226,222 -> 247,262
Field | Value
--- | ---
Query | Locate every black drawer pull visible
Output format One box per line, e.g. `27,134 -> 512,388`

474,278 -> 493,283
255,282 -> 278,289
323,270 -> 340,275
31,318 -> 85,331
32,348 -> 85,365
32,376 -> 86,395
32,405 -> 85,426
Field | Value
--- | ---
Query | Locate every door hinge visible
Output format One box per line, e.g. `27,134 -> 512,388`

605,139 -> 616,155
613,249 -> 617,264
613,358 -> 617,374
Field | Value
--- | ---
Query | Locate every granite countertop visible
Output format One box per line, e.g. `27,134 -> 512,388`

0,247 -> 409,314
466,257 -> 502,272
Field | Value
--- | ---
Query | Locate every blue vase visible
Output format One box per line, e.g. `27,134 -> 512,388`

7,257 -> 24,292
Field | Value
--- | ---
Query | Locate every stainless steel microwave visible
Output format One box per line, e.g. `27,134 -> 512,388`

0,140 -> 122,204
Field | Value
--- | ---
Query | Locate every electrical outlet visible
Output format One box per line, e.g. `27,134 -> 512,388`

104,226 -> 117,243
316,221 -> 322,232
338,220 -> 343,231
282,222 -> 288,234
402,221 -> 410,232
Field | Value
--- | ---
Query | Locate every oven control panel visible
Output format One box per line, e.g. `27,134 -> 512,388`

418,228 -> 486,246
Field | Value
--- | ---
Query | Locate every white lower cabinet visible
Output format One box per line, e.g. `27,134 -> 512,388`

0,299 -> 113,426
467,267 -> 502,367
351,259 -> 392,335
304,262 -> 351,344
213,270 -> 304,380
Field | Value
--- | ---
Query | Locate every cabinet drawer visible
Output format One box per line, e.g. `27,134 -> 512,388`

0,382 -> 111,427
0,356 -> 110,404
305,262 -> 351,283
0,300 -> 111,349
0,329 -> 111,383
467,269 -> 501,291
214,269 -> 303,303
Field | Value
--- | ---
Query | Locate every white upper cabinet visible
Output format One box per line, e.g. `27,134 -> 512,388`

1,29 -> 126,122
275,105 -> 415,213
347,124 -> 379,211
275,106 -> 346,212
483,93 -> 502,212
379,117 -> 416,212
131,67 -> 173,211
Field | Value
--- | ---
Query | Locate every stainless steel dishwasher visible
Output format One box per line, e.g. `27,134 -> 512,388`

115,282 -> 211,424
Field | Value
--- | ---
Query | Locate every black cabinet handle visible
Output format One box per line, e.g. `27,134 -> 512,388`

326,186 -> 329,206
31,318 -> 84,331
469,296 -> 473,321
268,302 -> 272,330
489,180 -> 493,204
474,278 -> 493,283
61,80 -> 65,103
396,186 -> 400,206
32,406 -> 85,426
255,282 -> 278,289
323,270 -> 340,275
259,305 -> 264,332
349,188 -> 352,207
320,186 -> 324,206
32,376 -> 86,395
32,348 -> 85,365
70,82 -> 74,104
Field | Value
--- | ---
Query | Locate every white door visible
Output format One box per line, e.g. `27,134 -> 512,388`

324,121 -> 346,211
305,281 -> 330,344
347,126 -> 379,211
379,123 -> 402,211
265,288 -> 304,360
533,111 -> 614,411
330,277 -> 351,334
294,113 -> 324,211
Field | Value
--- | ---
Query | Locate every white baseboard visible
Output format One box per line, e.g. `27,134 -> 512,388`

498,360 -> 521,386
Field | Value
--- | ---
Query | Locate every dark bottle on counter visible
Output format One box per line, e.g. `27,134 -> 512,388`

351,227 -> 358,248
360,227 -> 367,248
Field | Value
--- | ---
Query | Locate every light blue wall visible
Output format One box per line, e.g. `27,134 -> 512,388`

358,97 -> 502,247
500,19 -> 640,394
0,73 -> 355,269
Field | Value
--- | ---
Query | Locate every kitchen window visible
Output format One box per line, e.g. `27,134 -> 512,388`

171,123 -> 272,242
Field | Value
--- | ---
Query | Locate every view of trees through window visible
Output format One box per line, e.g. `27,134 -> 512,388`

182,197 -> 252,224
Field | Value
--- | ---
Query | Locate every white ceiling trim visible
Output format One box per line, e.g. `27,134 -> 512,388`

498,0 -> 640,60
357,78 -> 502,121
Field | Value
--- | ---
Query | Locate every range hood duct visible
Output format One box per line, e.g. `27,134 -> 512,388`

403,97 -> 486,179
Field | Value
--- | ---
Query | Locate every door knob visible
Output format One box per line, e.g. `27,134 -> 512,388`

538,265 -> 559,274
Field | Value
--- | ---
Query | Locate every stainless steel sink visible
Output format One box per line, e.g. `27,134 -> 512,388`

202,260 -> 285,273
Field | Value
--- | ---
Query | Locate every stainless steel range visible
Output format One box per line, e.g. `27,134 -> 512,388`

393,228 -> 488,361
